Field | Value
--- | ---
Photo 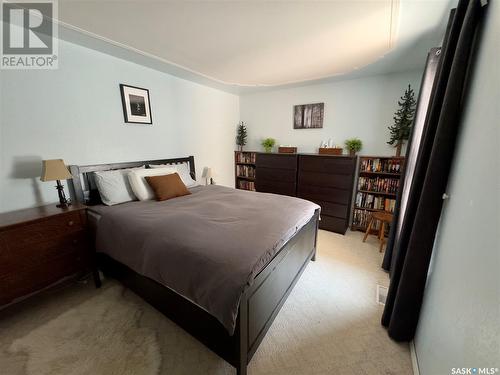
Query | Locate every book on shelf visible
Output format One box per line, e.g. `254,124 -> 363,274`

352,209 -> 385,231
235,152 -> 256,164
238,180 -> 255,191
360,158 -> 402,173
355,192 -> 396,213
358,176 -> 399,194
236,164 -> 255,178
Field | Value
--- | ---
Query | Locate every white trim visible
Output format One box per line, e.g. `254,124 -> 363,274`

410,340 -> 420,375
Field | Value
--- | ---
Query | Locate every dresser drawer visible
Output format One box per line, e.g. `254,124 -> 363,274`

256,167 -> 296,183
298,185 -> 351,204
0,247 -> 88,305
298,171 -> 353,189
255,180 -> 297,197
0,211 -> 85,251
256,154 -> 297,170
299,155 -> 355,175
0,230 -> 89,271
319,215 -> 348,234
303,200 -> 348,219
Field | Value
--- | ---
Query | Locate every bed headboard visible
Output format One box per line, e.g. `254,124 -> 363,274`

68,156 -> 195,205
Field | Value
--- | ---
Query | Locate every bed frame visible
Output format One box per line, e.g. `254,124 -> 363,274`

68,156 -> 319,375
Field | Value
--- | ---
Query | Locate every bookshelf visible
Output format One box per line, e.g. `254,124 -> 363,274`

351,156 -> 405,232
234,151 -> 256,191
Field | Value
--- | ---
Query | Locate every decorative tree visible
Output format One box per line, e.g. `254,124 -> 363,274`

388,84 -> 416,156
236,121 -> 248,151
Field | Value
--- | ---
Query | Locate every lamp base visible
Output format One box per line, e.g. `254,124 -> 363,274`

55,180 -> 71,209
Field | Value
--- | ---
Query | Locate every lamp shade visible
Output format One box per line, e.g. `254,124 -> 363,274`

202,167 -> 213,179
40,159 -> 72,181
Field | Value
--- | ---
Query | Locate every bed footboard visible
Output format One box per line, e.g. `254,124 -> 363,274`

236,209 -> 319,374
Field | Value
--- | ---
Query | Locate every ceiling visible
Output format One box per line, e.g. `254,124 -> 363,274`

56,0 -> 456,93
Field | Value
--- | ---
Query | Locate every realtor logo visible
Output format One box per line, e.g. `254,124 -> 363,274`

1,0 -> 58,69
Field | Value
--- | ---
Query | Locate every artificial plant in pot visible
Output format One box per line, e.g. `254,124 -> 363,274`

261,138 -> 276,153
388,84 -> 416,156
345,138 -> 363,156
236,121 -> 248,152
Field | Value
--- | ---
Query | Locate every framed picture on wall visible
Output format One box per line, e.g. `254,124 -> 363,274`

119,84 -> 152,124
293,102 -> 324,129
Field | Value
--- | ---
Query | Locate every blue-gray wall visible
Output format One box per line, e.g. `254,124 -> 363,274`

239,70 -> 423,155
0,38 -> 239,212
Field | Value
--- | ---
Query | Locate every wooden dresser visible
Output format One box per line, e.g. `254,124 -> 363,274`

255,153 -> 298,196
297,155 -> 357,234
250,152 -> 357,234
0,203 -> 92,307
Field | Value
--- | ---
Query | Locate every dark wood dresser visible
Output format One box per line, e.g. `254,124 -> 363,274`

255,153 -> 298,196
0,203 -> 92,307
298,155 -> 357,234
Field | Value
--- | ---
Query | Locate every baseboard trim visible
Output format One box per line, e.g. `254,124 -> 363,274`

410,340 -> 420,375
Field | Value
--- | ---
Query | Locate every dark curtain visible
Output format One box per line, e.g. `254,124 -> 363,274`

382,46 -> 443,275
381,0 -> 487,341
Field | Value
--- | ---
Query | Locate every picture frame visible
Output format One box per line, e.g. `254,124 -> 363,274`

293,102 -> 324,129
119,84 -> 152,124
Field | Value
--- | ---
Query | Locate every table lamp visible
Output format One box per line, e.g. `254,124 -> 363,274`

202,167 -> 214,185
40,159 -> 73,208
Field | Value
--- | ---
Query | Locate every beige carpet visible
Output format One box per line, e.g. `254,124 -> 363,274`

0,230 -> 412,375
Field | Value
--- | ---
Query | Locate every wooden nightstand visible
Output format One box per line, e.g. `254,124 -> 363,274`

0,203 -> 99,307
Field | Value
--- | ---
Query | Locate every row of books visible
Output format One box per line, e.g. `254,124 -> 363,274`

236,165 -> 255,178
358,176 -> 399,194
355,192 -> 396,212
238,180 -> 255,191
235,152 -> 256,164
352,209 -> 382,230
360,158 -> 402,173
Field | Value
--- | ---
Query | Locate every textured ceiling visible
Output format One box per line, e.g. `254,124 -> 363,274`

56,0 -> 455,92
58,0 -> 400,86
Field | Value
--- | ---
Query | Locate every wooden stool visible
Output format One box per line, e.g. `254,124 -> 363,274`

363,211 -> 393,252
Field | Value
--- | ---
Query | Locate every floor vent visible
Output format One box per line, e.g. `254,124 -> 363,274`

377,285 -> 388,305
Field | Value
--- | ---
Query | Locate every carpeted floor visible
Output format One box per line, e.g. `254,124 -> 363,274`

0,230 -> 412,375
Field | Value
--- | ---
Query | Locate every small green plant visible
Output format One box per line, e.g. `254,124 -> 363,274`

261,138 -> 276,153
345,138 -> 363,156
236,121 -> 248,151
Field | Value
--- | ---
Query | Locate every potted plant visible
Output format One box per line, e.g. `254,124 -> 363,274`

236,121 -> 248,152
345,138 -> 363,156
388,84 -> 416,156
261,138 -> 276,153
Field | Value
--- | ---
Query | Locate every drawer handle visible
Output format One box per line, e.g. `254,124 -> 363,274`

68,220 -> 74,226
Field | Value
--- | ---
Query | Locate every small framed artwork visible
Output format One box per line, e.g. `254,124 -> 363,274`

119,84 -> 152,124
293,102 -> 324,129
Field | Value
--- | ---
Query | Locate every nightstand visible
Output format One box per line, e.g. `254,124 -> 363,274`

0,203 -> 98,307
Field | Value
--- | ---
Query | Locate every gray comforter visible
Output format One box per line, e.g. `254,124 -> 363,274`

96,185 -> 319,334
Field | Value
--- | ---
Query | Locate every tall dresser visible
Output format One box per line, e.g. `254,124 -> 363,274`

246,152 -> 357,234
297,155 -> 356,234
255,153 -> 298,196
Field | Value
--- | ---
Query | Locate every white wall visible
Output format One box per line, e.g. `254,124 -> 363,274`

414,2 -> 500,374
0,39 -> 239,213
239,70 -> 423,155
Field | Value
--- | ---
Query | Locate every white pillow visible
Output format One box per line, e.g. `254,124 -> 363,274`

94,166 -> 144,206
128,167 -> 177,201
150,163 -> 198,187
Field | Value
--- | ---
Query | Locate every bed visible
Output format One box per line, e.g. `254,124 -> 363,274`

69,156 -> 320,375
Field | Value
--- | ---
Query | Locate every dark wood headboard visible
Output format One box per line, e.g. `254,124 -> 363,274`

68,156 -> 195,205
